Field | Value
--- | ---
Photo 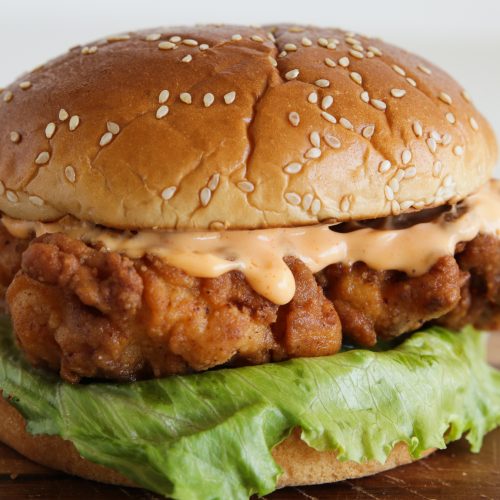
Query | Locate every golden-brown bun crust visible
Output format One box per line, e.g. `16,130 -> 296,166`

0,24 -> 496,229
0,397 -> 434,490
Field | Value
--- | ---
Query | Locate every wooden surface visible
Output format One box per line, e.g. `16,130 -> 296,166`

0,335 -> 498,500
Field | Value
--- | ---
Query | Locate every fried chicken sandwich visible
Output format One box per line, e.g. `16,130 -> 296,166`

0,24 -> 499,500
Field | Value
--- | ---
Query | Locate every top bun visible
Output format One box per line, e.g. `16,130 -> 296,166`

0,24 -> 496,230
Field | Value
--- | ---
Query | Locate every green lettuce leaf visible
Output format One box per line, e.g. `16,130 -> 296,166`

0,317 -> 499,499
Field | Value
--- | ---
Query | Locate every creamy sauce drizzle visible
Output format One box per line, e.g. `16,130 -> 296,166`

3,181 -> 500,305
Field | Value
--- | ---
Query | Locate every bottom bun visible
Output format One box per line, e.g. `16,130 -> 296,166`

0,397 -> 434,490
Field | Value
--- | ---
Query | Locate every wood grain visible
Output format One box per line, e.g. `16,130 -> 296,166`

0,335 -> 497,499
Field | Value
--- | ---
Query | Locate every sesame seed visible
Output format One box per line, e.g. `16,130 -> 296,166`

327,42 -> 337,49
366,51 -> 374,58
379,160 -> 391,173
88,46 -> 98,54
208,173 -> 220,191
161,186 -> 176,200
158,41 -> 176,50
288,112 -> 300,127
384,185 -> 394,201
65,165 -> 76,183
321,95 -> 333,110
285,192 -> 301,205
340,196 -> 351,212
461,90 -> 471,103
339,117 -> 353,130
284,162 -> 302,174
311,198 -> 321,214
349,49 -> 363,59
433,161 -> 442,177
35,151 -> 50,165
350,72 -> 362,85
426,138 -> 437,153
438,92 -> 452,105
360,91 -> 370,103
156,105 -> 169,119
278,51 -> 287,58
289,26 -> 305,33
250,34 -> 264,42
9,131 -> 21,143
324,134 -> 341,149
231,34 -> 242,41
368,46 -> 382,56
362,124 -> 375,139
203,93 -> 215,107
453,145 -> 464,156
406,77 -> 417,87
391,200 -> 401,215
182,54 -> 193,63
345,36 -> 360,46
237,181 -> 255,193
285,69 -> 300,80
392,64 -> 406,76
429,132 -> 440,144
200,187 -> 211,206
302,193 -> 313,210
308,92 -> 318,104
69,115 -> 80,131
418,64 -> 432,75
3,91 -> 13,103
100,132 -> 113,146
29,195 -> 44,206
389,178 -> 400,193
317,37 -> 328,47
404,166 -> 417,178
106,122 -> 120,135
305,147 -> 321,159
268,32 -> 276,42
351,44 -> 364,52
402,149 -> 412,165
413,121 -> 423,137
146,33 -> 162,41
19,81 -> 31,90
224,91 -> 236,104
45,122 -> 56,139
6,191 -> 18,203
310,131 -> 320,147
338,56 -> 350,67
268,56 -> 277,67
301,37 -> 312,47
391,88 -> 406,98
183,39 -> 198,46
371,99 -> 386,111
59,109 -> 69,121
170,35 -> 181,42
469,117 -> 479,131
400,200 -> 414,210
321,111 -> 337,124
159,90 -> 170,104
325,57 -> 336,67
395,169 -> 405,182
446,112 -> 456,124
442,134 -> 452,146
315,79 -> 330,88
180,92 -> 192,104
284,43 -> 297,52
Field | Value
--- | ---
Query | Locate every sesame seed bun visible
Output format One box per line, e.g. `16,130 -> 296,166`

0,396 -> 434,490
0,24 -> 496,230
